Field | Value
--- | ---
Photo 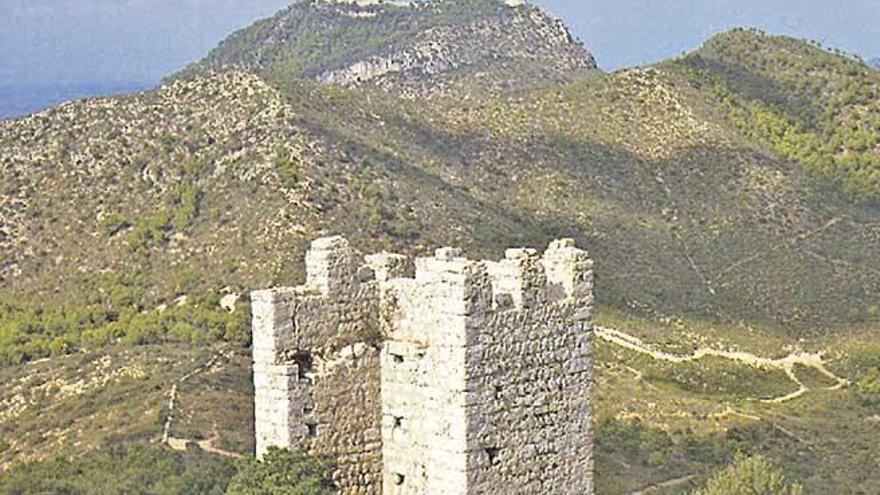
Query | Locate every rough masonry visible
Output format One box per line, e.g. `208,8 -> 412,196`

251,236 -> 594,494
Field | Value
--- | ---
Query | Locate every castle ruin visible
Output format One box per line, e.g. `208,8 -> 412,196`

251,236 -> 594,494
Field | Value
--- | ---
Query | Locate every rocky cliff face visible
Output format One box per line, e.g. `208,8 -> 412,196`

174,0 -> 597,97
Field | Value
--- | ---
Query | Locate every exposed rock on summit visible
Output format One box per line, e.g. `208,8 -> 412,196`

174,0 -> 598,97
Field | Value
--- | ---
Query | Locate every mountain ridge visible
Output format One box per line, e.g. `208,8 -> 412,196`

172,0 -> 597,97
0,82 -> 152,120
1,11 -> 879,495
2,29 -> 877,337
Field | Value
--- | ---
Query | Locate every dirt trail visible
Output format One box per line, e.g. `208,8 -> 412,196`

715,217 -> 841,282
627,475 -> 697,495
161,352 -> 225,444
166,432 -> 243,459
595,325 -> 849,403
161,348 -> 242,458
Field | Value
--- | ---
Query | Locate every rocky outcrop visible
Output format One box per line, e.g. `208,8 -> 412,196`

174,0 -> 598,97
317,2 -> 595,96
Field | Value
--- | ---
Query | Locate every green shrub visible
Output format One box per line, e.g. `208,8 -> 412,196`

126,210 -> 172,251
226,448 -> 335,495
692,453 -> 804,495
597,418 -> 675,466
857,366 -> 880,407
274,148 -> 301,187
0,444 -> 235,495
172,180 -> 204,231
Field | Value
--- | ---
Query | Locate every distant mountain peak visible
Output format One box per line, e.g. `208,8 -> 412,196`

172,0 -> 597,97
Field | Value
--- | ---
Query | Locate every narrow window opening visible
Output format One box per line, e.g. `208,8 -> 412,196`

486,447 -> 501,465
306,422 -> 318,438
293,352 -> 313,380
394,416 -> 404,429
393,473 -> 405,486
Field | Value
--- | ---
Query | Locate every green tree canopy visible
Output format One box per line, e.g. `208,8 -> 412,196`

225,448 -> 335,495
857,365 -> 880,407
693,453 -> 804,495
0,445 -> 234,495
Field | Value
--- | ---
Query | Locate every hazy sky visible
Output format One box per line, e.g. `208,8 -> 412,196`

1,0 -> 878,86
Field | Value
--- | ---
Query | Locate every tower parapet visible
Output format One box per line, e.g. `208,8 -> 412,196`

251,236 -> 594,494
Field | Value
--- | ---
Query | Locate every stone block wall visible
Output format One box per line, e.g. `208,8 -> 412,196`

380,241 -> 593,495
252,237 -> 389,494
252,236 -> 594,495
468,240 -> 594,494
381,248 -> 491,494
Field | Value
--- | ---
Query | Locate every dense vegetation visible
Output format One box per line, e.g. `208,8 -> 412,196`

0,445 -> 236,495
0,446 -> 335,495
600,421 -> 809,495
675,29 -> 880,203
0,285 -> 248,366
226,448 -> 335,495
596,417 -> 733,489
691,453 -> 804,495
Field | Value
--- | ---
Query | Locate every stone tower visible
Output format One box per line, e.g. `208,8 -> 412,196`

251,236 -> 594,495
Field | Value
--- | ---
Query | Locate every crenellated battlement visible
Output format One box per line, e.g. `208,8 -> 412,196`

280,235 -> 592,313
251,236 -> 595,495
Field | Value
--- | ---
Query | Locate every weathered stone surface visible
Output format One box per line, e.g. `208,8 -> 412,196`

251,236 -> 594,495
252,237 -> 384,494
176,0 -> 598,100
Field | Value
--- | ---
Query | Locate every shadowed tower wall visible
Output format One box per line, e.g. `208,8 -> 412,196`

381,241 -> 594,495
251,237 -> 406,494
251,237 -> 594,495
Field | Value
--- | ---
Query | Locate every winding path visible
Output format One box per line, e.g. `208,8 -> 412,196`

627,475 -> 697,495
594,325 -> 849,403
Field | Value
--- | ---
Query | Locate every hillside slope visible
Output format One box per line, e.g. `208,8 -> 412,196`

2,313 -> 878,494
173,0 -> 597,97
2,27 -> 879,366
1,5 -> 879,494
673,29 -> 880,203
